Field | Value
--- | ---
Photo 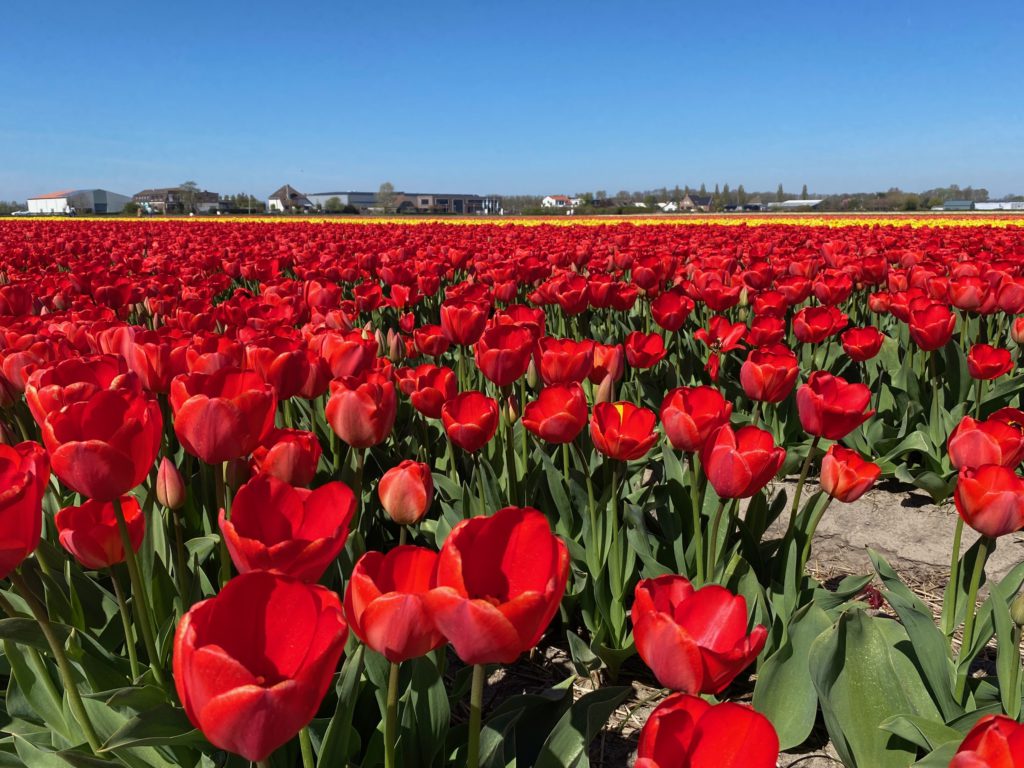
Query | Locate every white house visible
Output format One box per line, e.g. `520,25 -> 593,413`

658,201 -> 679,212
976,202 -> 1024,211
27,189 -> 131,214
542,195 -> 580,209
766,199 -> 825,211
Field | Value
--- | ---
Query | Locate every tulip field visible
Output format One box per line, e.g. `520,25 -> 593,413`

5,216 -> 1024,768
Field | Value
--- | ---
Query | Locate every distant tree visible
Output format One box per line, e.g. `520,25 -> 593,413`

713,183 -> 720,196
616,190 -> 631,202
672,185 -> 682,202
737,185 -> 747,206
699,183 -> 707,196
325,196 -> 344,213
722,183 -> 731,205
180,180 -> 200,213
801,184 -> 808,200
595,190 -> 607,201
776,183 -> 785,202
378,182 -> 396,214
643,195 -> 658,209
580,192 -> 594,205
121,201 -> 140,216
0,200 -> 24,215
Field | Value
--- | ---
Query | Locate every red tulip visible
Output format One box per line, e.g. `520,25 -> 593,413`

219,474 -> 356,582
590,401 -> 658,461
659,386 -> 733,453
251,428 -> 322,487
427,506 -> 569,664
796,371 -> 874,440
378,460 -> 433,525
245,337 -> 324,400
651,288 -> 694,332
0,441 -> 50,580
522,384 -> 588,444
949,412 -> 1024,470
636,693 -> 779,768
793,305 -> 848,344
314,329 -> 377,380
841,326 -> 885,362
344,546 -> 445,663
174,571 -> 348,762
440,298 -> 489,345
951,714 -> 1024,768
157,457 -> 186,510
954,465 -> 1024,538
1012,318 -> 1024,345
535,337 -> 594,385
42,388 -> 162,501
413,324 -> 451,357
474,323 -> 534,386
399,364 -> 457,420
908,302 -> 956,351
632,575 -> 767,694
325,372 -> 397,449
819,445 -> 880,502
968,343 -> 1014,380
747,315 -> 786,347
625,331 -> 667,369
171,368 -> 276,464
56,495 -> 144,570
739,344 -> 799,403
700,424 -> 786,499
441,391 -> 499,452
24,354 -> 135,427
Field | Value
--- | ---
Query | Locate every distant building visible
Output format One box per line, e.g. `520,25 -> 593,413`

394,193 -> 502,215
305,191 -> 379,211
680,193 -> 713,212
658,201 -> 679,212
27,189 -> 131,214
541,195 -> 580,209
267,184 -> 314,212
942,200 -> 975,212
976,202 -> 1024,211
766,199 -> 824,211
133,187 -> 222,214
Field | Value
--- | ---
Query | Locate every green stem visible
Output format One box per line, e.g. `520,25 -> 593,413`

171,502 -> 188,607
943,517 -> 965,639
111,570 -> 140,680
788,436 -> 821,532
750,400 -> 762,430
504,385 -> 519,505
467,664 -> 486,768
954,535 -> 992,702
706,499 -> 728,580
475,454 -> 487,515
398,525 -> 408,546
572,441 -> 597,550
974,377 -> 985,419
688,454 -> 706,585
10,571 -> 102,754
113,497 -> 164,684
561,442 -> 571,486
353,447 -> 366,521
299,726 -> 315,768
216,462 -> 231,587
385,661 -> 401,768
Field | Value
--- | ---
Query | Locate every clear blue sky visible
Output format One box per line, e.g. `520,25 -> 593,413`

2,0 -> 1022,200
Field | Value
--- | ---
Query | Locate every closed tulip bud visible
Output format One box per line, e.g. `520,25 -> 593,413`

738,287 -> 749,308
157,457 -> 186,510
378,460 -> 434,526
387,330 -> 403,363
1012,317 -> 1024,345
1011,593 -> 1024,627
526,357 -> 539,390
595,373 -> 615,405
506,393 -> 520,424
374,329 -> 387,357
